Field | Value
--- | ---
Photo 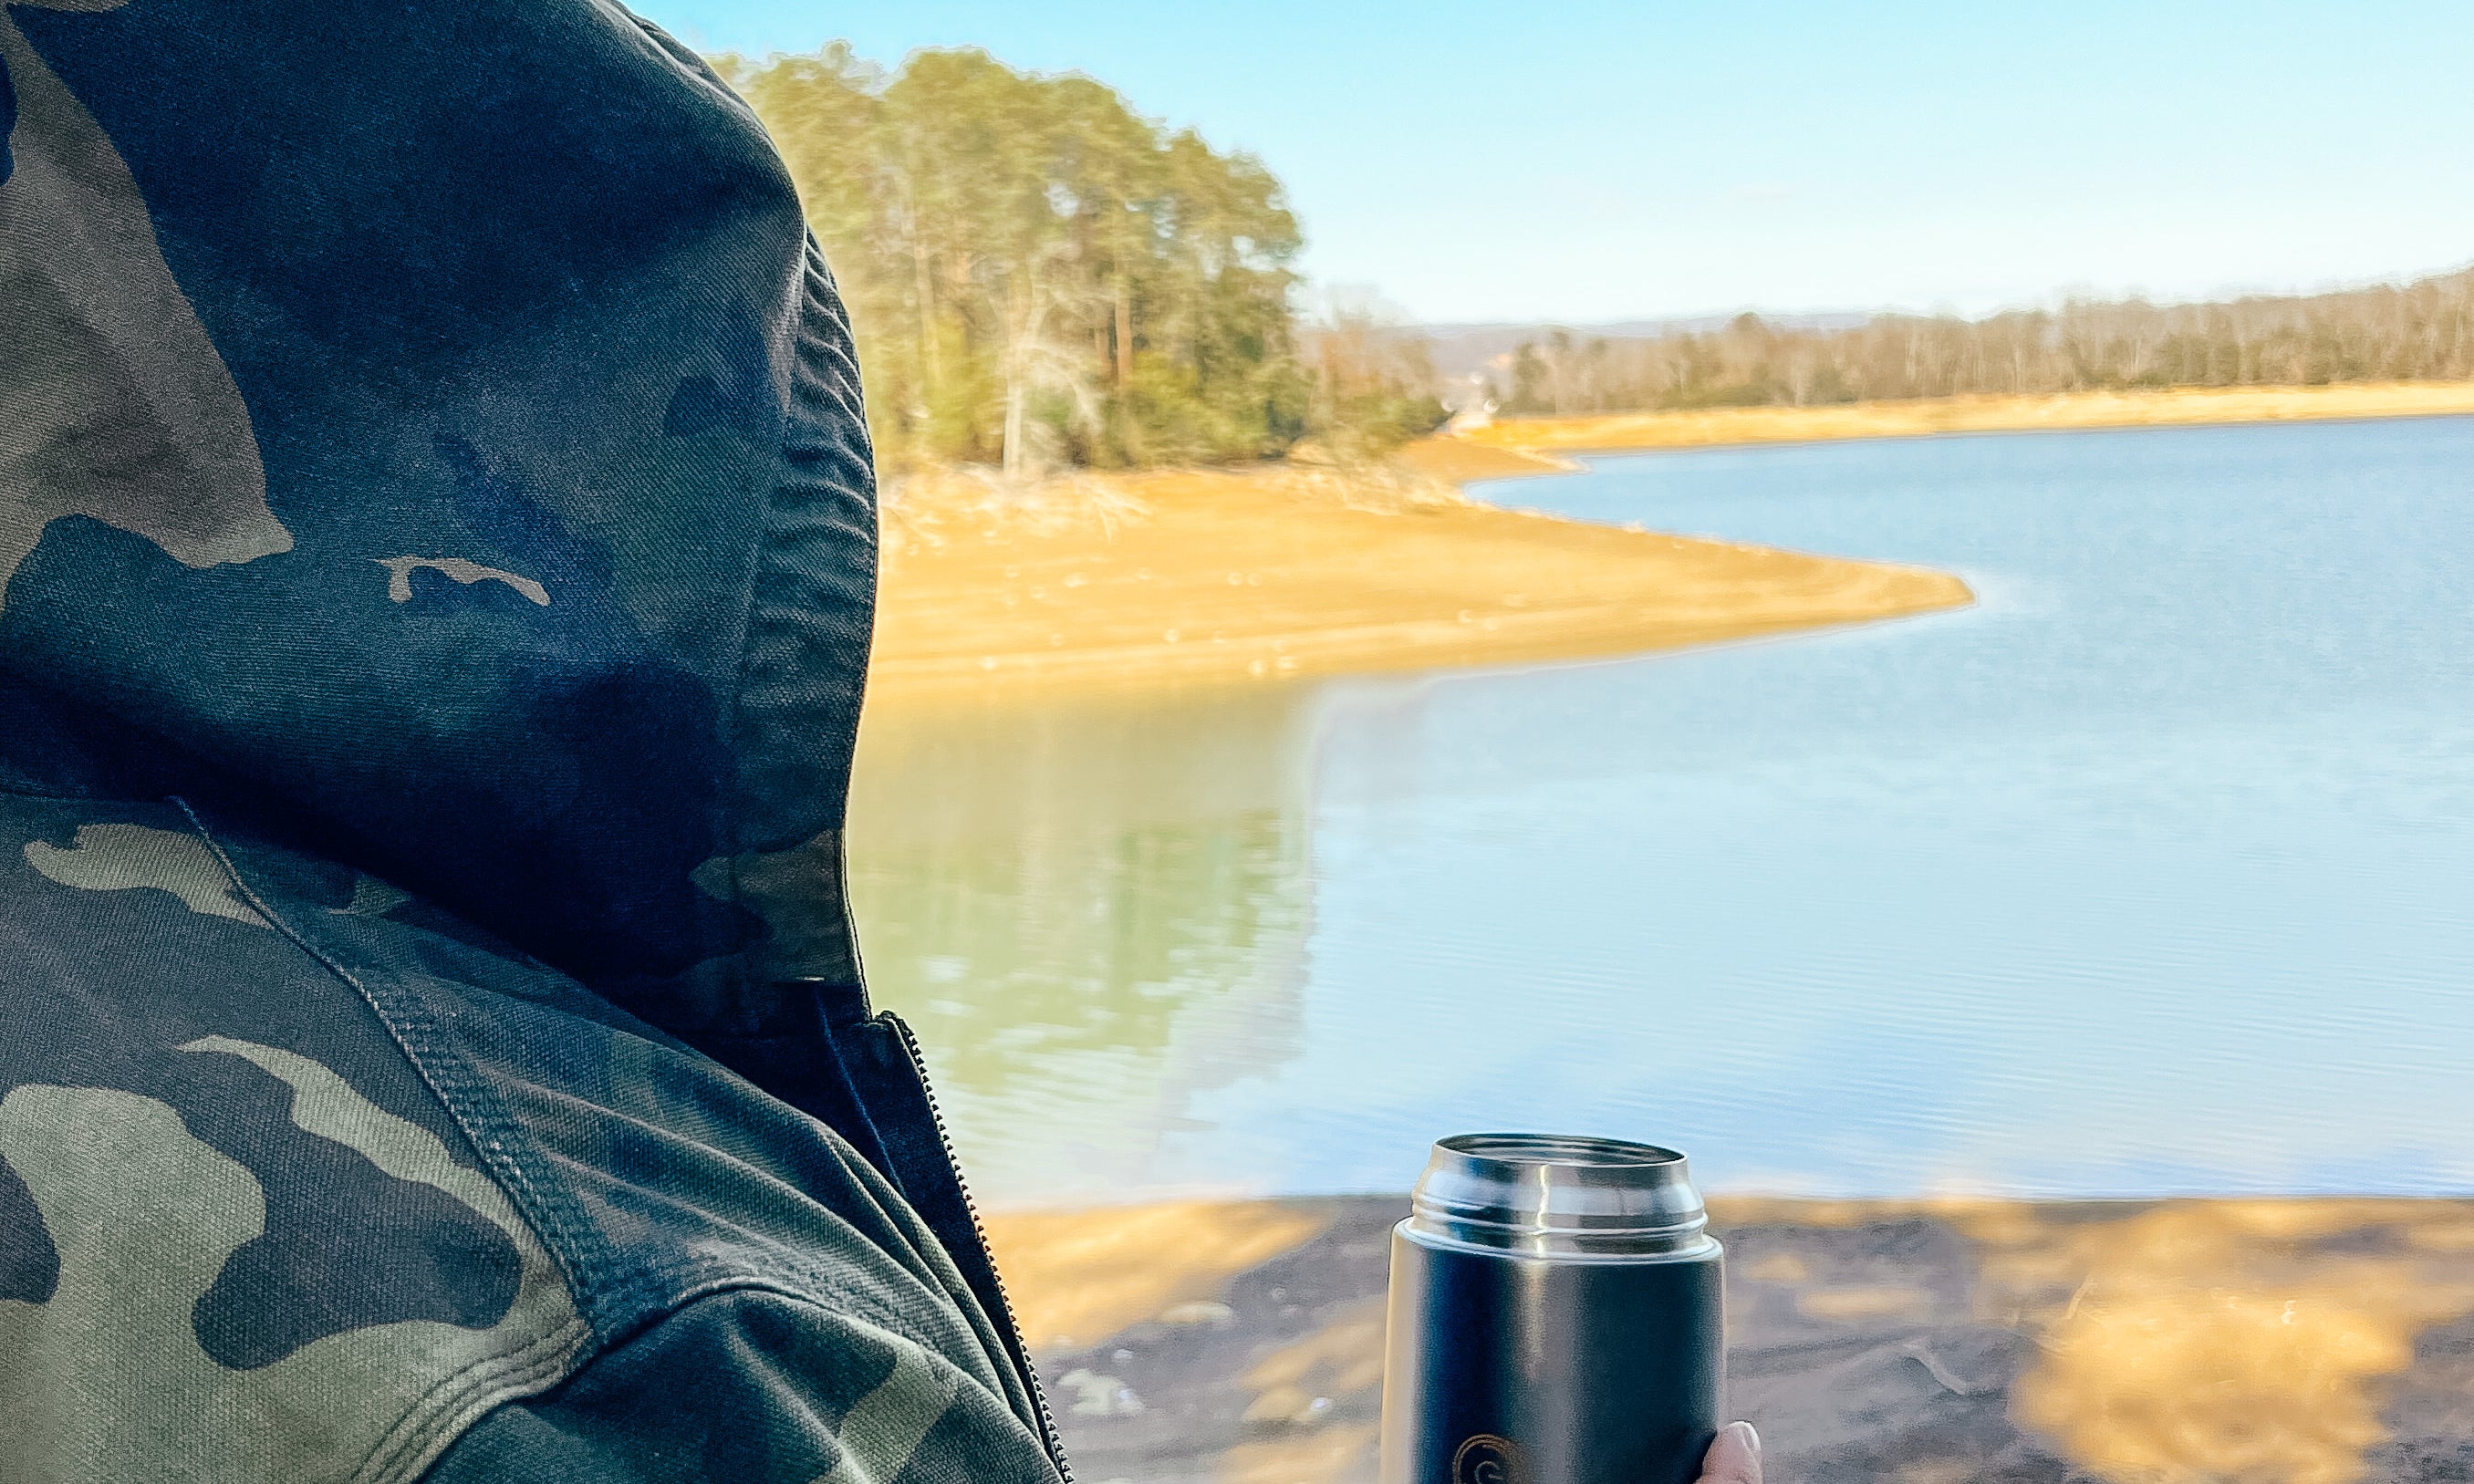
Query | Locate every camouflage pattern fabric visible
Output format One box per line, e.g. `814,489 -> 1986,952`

0,1 -> 1065,1479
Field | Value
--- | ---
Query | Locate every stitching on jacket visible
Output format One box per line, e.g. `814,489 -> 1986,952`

487,1076 -> 966,1352
607,1278 -> 1035,1439
717,239 -> 881,1001
352,1315 -> 593,1484
172,800 -> 619,1334
636,1252 -> 951,1350
707,245 -> 806,1004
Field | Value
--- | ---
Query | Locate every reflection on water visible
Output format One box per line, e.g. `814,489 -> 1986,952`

848,687 -> 1320,1203
851,416 -> 2474,1208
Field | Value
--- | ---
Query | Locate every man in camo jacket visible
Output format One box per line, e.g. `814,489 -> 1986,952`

0,0 -> 1071,1477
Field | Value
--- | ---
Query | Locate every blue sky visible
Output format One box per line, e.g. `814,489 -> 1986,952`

639,0 -> 2474,326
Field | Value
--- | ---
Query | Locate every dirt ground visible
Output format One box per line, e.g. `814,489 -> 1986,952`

983,1195 -> 2474,1484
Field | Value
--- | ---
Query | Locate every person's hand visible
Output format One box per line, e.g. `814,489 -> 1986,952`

1698,1422 -> 1762,1484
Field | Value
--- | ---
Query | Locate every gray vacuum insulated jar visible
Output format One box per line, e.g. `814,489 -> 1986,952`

1379,1134 -> 1724,1484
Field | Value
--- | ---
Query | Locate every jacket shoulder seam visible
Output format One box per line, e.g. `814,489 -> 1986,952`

585,1278 -> 1039,1447
631,1261 -> 952,1354
353,1315 -> 592,1484
170,799 -> 625,1337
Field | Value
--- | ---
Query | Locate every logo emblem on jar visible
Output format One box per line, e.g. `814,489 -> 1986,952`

1451,1433 -> 1523,1484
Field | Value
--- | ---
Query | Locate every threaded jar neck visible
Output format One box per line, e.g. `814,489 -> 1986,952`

1406,1133 -> 1715,1258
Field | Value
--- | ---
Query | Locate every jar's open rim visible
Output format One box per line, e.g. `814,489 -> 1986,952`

1410,1131 -> 1711,1256
1438,1132 -> 1686,1170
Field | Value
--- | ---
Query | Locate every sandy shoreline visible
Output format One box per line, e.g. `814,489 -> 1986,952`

869,464 -> 1970,701
987,1193 -> 2474,1484
1453,379 -> 2474,459
866,381 -> 2474,702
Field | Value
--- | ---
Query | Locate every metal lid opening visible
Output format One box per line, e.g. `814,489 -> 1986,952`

1407,1132 -> 1714,1258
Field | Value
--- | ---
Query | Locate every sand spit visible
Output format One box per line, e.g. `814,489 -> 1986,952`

868,463 -> 1970,701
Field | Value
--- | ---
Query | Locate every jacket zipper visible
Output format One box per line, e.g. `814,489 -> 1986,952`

883,1012 -> 1076,1482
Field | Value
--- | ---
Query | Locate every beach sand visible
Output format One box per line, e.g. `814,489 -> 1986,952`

868,464 -> 1970,700
1454,380 -> 2474,458
984,1194 -> 2474,1484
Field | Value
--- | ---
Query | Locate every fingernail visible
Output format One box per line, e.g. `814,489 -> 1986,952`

1727,1421 -> 1761,1456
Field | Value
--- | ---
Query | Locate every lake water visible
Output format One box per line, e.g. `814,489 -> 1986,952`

847,417 -> 2474,1209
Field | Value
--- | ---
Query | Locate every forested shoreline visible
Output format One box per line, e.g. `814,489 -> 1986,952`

1497,268 -> 2474,416
726,45 -> 2474,467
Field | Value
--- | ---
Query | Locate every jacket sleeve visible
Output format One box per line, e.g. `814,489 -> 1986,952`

421,1288 -> 1062,1484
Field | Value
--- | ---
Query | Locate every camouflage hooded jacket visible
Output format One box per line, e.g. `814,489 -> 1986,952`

0,1 -> 1069,1479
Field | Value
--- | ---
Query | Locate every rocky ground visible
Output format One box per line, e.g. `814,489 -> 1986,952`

988,1196 -> 2474,1484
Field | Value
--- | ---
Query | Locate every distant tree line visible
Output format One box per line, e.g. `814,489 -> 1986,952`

1299,303 -> 1453,461
725,46 -> 1441,473
1498,267 -> 2474,416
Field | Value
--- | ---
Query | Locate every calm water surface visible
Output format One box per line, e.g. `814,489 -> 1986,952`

847,417 -> 2474,1207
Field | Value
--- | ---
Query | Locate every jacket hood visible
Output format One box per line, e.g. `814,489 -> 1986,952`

0,0 -> 877,1038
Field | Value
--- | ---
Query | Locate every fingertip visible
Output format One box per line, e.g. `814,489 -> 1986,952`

1701,1420 -> 1762,1484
